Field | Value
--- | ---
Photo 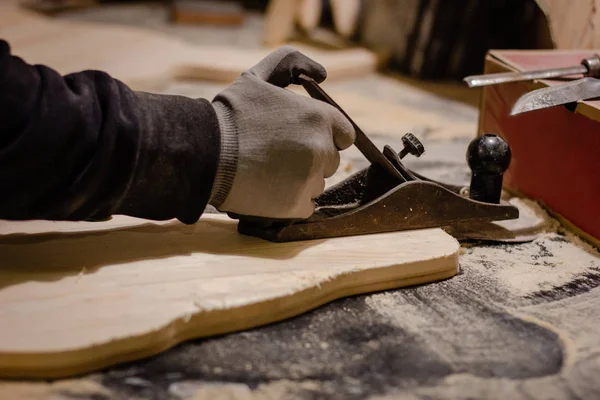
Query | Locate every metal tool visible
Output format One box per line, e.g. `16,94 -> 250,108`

511,77 -> 600,115
298,74 -> 408,182
464,54 -> 600,88
235,78 -> 527,243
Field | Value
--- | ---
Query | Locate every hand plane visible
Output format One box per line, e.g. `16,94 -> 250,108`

236,75 -> 530,243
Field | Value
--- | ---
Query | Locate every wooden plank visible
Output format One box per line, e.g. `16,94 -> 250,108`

263,0 -> 298,47
19,0 -> 97,14
171,0 -> 245,26
330,0 -> 361,38
0,6 -> 378,91
0,214 -> 459,379
297,0 -> 322,34
535,0 -> 600,49
174,44 -> 378,83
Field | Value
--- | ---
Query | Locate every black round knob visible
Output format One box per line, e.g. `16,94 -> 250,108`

466,133 -> 511,203
399,133 -> 425,159
467,133 -> 511,174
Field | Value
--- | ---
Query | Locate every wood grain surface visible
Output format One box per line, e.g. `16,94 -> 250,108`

0,214 -> 459,378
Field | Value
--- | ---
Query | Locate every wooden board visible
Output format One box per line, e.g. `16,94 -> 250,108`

19,0 -> 97,14
535,0 -> 600,49
0,4 -> 378,91
297,0 -> 322,34
171,0 -> 245,26
263,0 -> 298,46
330,0 -> 361,38
0,214 -> 459,379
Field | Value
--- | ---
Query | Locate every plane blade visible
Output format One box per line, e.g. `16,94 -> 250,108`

510,77 -> 600,115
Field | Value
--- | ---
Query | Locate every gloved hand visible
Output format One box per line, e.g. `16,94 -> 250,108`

208,46 -> 356,219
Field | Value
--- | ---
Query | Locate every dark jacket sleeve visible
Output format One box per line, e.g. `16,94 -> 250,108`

0,40 -> 220,224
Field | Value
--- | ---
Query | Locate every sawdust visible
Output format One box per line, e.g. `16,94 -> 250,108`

360,203 -> 600,400
169,381 -> 253,399
560,223 -> 600,257
462,234 -> 600,298
503,197 -> 557,232
367,372 -> 572,400
0,378 -> 112,400
169,379 -> 322,400
364,279 -> 565,382
365,293 -> 431,333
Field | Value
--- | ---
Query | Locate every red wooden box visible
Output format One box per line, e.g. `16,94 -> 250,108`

478,50 -> 600,246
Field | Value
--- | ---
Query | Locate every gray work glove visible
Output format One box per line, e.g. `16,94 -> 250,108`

209,46 -> 356,219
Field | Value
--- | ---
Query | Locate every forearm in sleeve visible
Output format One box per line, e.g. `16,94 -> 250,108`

0,40 -> 220,224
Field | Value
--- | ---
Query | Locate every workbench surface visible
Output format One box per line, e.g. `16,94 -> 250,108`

2,4 -> 600,400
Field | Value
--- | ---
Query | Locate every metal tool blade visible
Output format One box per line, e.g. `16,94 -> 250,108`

298,74 -> 406,182
464,65 -> 587,88
510,77 -> 600,115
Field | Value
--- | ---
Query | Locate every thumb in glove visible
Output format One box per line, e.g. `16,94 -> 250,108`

248,45 -> 327,87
